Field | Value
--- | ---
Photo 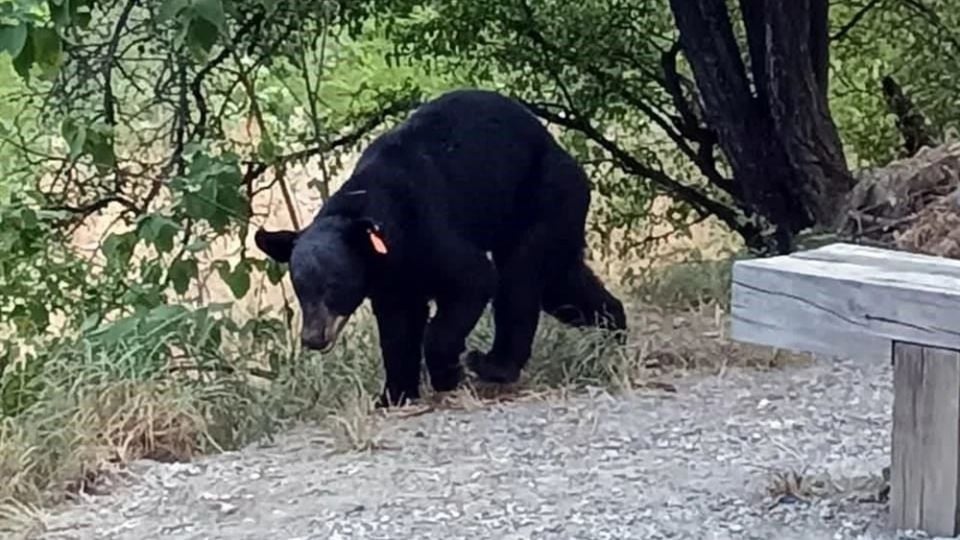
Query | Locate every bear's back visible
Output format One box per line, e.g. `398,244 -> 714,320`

340,89 -> 581,250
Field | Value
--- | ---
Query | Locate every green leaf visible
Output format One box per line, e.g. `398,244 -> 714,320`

185,239 -> 210,252
0,24 -> 28,57
49,1 -> 70,28
257,135 -> 278,163
158,0 -> 190,22
257,0 -> 281,15
193,0 -> 227,32
90,315 -> 140,344
27,301 -> 48,329
74,7 -> 93,28
265,259 -> 286,285
141,259 -> 165,284
215,259 -> 251,299
85,124 -> 116,170
18,207 -> 37,228
60,117 -> 87,159
30,27 -> 63,76
101,231 -> 137,268
185,17 -> 219,59
173,151 -> 247,233
11,28 -> 34,80
168,258 -> 199,295
79,313 -> 101,333
137,214 -> 180,253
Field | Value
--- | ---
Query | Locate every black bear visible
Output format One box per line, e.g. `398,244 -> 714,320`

255,89 -> 627,407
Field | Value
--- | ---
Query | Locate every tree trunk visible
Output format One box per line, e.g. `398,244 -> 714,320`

763,0 -> 852,227
668,0 -> 853,252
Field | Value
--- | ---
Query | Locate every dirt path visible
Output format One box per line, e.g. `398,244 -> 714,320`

29,355 -> 903,540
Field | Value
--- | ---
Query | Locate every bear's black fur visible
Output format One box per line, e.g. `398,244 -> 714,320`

255,89 -> 627,407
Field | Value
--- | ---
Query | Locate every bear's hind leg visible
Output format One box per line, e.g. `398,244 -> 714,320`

467,226 -> 556,384
372,296 -> 429,408
467,147 -> 592,384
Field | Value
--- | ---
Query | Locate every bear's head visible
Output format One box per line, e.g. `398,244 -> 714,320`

254,213 -> 388,352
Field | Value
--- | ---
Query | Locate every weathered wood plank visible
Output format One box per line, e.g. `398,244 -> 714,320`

793,243 -> 960,280
892,343 -> 923,530
730,243 -> 960,359
891,342 -> 960,536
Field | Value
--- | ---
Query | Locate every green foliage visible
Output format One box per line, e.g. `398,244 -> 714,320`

171,149 -> 248,233
635,257 -> 737,312
372,0 -> 694,249
827,1 -> 960,166
0,4 -> 478,478
1,0 -> 82,80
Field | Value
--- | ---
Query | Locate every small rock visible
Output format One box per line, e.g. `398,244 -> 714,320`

218,502 -> 238,515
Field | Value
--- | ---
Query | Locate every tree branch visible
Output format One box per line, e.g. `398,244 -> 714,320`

511,5 -> 735,198
103,0 -> 139,126
242,98 -> 421,196
831,0 -> 885,42
190,9 -> 266,141
882,74 -> 936,157
523,100 -> 753,239
47,196 -> 140,221
659,43 -> 736,198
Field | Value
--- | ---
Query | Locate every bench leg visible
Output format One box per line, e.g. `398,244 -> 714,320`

891,341 -> 960,536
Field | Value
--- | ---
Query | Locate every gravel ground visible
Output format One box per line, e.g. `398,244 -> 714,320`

29,354 -> 918,540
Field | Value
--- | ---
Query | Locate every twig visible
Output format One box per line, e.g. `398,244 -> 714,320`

167,363 -> 278,380
274,162 -> 300,230
831,0 -> 885,41
241,98 -> 420,188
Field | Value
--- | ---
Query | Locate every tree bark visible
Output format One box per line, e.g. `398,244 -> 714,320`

763,0 -> 853,227
809,0 -> 830,98
668,0 -> 853,251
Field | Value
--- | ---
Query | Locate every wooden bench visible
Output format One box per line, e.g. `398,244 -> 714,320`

730,242 -> 960,536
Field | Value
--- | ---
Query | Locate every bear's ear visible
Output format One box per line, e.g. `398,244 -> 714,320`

254,228 -> 300,263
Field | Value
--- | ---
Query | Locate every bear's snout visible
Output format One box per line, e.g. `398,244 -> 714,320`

301,309 -> 349,353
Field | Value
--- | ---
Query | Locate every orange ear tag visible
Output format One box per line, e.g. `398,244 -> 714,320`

369,230 -> 388,255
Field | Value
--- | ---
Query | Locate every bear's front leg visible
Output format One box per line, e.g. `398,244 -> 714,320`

371,296 -> 429,408
424,251 -> 496,393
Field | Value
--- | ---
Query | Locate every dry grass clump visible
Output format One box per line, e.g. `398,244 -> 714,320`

763,467 -> 828,505
0,379 -> 207,507
846,140 -> 960,260
466,259 -> 806,396
894,188 -> 960,258
326,386 -> 388,454
0,302 -> 385,521
843,141 -> 960,250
